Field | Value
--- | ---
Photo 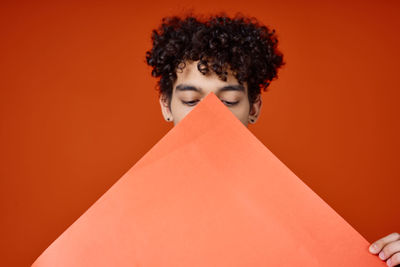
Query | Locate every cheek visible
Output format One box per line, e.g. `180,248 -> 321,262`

231,109 -> 249,122
232,100 -> 250,116
170,98 -> 194,123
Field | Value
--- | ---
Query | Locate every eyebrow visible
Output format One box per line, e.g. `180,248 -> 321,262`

175,84 -> 245,93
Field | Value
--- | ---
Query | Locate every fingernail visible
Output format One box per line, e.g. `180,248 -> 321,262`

387,258 -> 391,266
379,251 -> 385,260
369,244 -> 377,253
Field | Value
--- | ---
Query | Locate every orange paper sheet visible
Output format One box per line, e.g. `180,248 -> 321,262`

32,92 -> 384,266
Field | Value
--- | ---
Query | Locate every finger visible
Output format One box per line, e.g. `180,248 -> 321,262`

369,232 -> 400,254
378,240 -> 400,261
386,252 -> 400,267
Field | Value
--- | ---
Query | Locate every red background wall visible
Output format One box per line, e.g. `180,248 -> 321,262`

1,1 -> 399,266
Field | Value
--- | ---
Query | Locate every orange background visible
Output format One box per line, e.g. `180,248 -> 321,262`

0,0 -> 399,266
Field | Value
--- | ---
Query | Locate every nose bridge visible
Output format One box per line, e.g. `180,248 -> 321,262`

200,91 -> 218,102
200,86 -> 219,99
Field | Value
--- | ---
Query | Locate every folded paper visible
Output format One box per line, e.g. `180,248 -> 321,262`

32,92 -> 384,266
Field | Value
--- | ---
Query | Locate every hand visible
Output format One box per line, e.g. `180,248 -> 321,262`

369,232 -> 400,266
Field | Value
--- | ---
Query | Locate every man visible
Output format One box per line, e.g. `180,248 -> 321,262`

145,13 -> 399,266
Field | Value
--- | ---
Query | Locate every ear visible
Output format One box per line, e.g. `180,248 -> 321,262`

248,94 -> 262,124
159,94 -> 173,122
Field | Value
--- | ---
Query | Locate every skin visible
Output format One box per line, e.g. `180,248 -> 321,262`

369,233 -> 400,266
158,59 -> 399,266
159,60 -> 262,126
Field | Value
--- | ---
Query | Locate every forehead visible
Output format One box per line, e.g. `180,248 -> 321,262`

174,60 -> 245,89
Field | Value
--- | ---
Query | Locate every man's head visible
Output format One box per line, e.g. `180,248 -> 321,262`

146,13 -> 284,126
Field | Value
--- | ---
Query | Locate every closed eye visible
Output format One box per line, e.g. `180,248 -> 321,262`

222,100 -> 239,106
181,100 -> 199,106
181,99 -> 239,107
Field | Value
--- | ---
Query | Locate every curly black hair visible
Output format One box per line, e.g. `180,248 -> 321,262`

145,12 -> 284,107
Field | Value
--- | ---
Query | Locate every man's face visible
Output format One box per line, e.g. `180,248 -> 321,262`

159,60 -> 262,126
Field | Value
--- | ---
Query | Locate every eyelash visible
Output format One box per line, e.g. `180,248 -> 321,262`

182,100 -> 239,106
